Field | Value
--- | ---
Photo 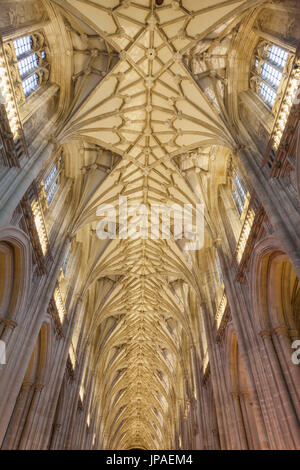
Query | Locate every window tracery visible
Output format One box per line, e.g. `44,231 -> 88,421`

40,153 -> 64,209
4,32 -> 50,104
251,42 -> 290,110
230,163 -> 248,218
215,249 -> 223,286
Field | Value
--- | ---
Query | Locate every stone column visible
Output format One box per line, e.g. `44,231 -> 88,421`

217,244 -> 271,449
0,320 -> 18,343
1,380 -> 33,449
239,148 -> 300,278
0,141 -> 55,226
231,391 -> 248,449
18,382 -> 44,450
272,325 -> 300,420
259,329 -> 300,449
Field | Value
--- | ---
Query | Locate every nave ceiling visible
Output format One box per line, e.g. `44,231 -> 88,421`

48,0 -> 264,449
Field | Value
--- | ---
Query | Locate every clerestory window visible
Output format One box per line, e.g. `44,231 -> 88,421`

44,154 -> 63,206
11,33 -> 49,100
215,250 -> 223,285
251,43 -> 289,109
230,163 -> 248,218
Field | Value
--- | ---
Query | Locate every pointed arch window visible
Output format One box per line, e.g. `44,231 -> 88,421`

21,73 -> 39,98
13,35 -> 33,58
17,53 -> 39,78
232,172 -> 247,217
229,162 -> 248,218
62,246 -> 71,276
215,249 -> 223,286
43,154 -> 64,206
251,43 -> 290,109
5,32 -> 50,102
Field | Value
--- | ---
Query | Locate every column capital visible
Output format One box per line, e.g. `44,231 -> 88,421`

235,143 -> 248,153
35,383 -> 44,391
239,389 -> 249,397
22,381 -> 34,390
289,329 -> 299,341
212,237 -> 222,247
47,134 -> 59,148
272,324 -> 289,337
4,319 -> 18,330
66,232 -> 74,243
259,329 -> 272,339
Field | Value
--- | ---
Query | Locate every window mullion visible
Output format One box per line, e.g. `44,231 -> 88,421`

252,41 -> 289,109
11,32 -> 49,100
265,59 -> 285,74
20,65 -> 40,81
259,76 -> 277,92
47,178 -> 59,204
15,48 -> 41,62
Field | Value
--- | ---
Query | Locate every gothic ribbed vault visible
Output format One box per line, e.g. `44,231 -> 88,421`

51,0 -> 262,449
1,0 -> 300,452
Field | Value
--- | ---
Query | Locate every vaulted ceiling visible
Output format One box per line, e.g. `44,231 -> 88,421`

51,0 -> 263,450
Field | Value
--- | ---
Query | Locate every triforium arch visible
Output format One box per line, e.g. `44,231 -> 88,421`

225,330 -> 260,450
0,227 -> 32,328
1,323 -> 50,450
250,239 -> 300,447
0,0 -> 299,450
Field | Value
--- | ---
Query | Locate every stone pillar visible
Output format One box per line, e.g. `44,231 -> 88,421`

271,326 -> 300,420
0,141 -> 55,226
0,320 -> 18,343
259,329 -> 300,449
1,381 -> 33,449
231,391 -> 248,449
239,148 -> 300,278
18,382 -> 44,450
